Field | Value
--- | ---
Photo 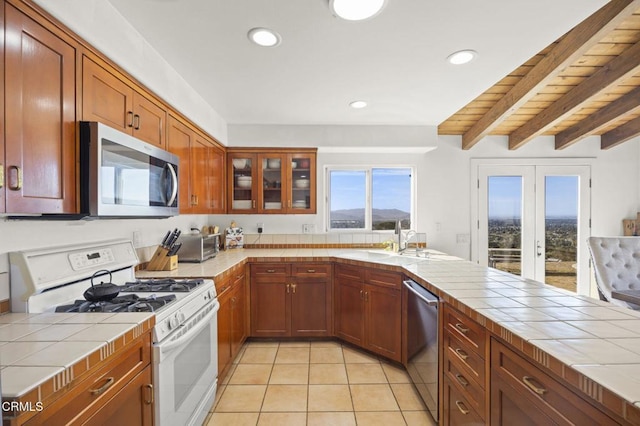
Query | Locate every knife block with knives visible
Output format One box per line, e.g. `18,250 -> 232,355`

146,228 -> 182,271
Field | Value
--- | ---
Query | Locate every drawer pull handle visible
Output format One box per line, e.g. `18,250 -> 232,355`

454,348 -> 469,360
90,376 -> 115,395
8,166 -> 23,191
455,374 -> 469,387
307,269 -> 316,273
455,400 -> 470,415
267,269 -> 276,273
291,283 -> 297,294
523,376 -> 547,395
144,384 -> 154,404
454,323 -> 469,334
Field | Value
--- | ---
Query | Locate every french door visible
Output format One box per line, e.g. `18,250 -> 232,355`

473,163 -> 591,295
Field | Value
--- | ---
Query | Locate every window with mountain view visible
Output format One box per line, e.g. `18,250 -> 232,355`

328,167 -> 413,231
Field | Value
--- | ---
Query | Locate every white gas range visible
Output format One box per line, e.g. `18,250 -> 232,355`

9,239 -> 219,426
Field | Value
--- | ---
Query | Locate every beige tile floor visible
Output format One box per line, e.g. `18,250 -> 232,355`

204,340 -> 437,426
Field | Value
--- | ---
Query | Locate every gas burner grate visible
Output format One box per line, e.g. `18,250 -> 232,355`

55,294 -> 176,313
121,278 -> 204,292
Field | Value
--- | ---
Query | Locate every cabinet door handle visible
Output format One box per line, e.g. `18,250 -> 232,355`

144,384 -> 154,404
286,283 -> 290,293
454,348 -> 468,360
133,114 -> 141,130
288,199 -> 292,208
455,374 -> 469,387
364,291 -> 369,302
90,376 -> 115,395
360,290 -> 364,300
455,400 -> 470,415
194,195 -> 199,206
454,323 -> 469,334
252,200 -> 256,208
267,269 -> 276,273
8,166 -> 23,190
522,376 -> 547,395
0,165 -> 4,188
127,111 -> 134,127
291,283 -> 296,294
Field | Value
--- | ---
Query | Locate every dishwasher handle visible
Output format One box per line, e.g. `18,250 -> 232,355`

403,280 -> 439,306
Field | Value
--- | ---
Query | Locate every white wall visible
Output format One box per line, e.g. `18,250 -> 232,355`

32,0 -> 228,144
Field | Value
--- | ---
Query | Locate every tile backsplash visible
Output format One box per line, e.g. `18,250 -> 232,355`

242,233 -> 394,248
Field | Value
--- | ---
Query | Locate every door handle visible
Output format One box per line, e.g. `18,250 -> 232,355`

536,240 -> 543,257
455,400 -> 470,415
144,384 -> 154,404
291,283 -> 296,294
90,377 -> 115,395
127,111 -> 134,127
0,165 -> 4,188
454,348 -> 469,360
133,114 -> 141,130
286,284 -> 290,294
8,166 -> 23,190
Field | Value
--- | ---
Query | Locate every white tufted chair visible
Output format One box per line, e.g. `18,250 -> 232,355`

587,236 -> 640,310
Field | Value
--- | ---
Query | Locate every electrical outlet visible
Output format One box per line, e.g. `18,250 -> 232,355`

257,222 -> 264,234
302,224 -> 315,234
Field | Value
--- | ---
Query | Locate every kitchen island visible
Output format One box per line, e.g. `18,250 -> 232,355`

139,248 -> 640,424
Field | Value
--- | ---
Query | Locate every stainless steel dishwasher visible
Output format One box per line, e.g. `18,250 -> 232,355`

404,279 -> 439,422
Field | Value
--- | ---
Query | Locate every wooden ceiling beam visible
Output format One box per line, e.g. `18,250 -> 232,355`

601,115 -> 640,149
460,0 -> 640,150
555,86 -> 640,149
509,39 -> 640,150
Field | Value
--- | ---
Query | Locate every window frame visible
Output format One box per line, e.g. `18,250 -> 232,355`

325,165 -> 416,232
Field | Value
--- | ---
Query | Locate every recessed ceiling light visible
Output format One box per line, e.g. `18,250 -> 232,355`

248,27 -> 281,47
329,0 -> 386,21
349,100 -> 368,109
447,49 -> 478,65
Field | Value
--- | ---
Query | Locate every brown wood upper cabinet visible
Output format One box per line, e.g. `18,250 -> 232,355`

334,264 -> 402,362
227,148 -> 317,214
250,263 -> 332,337
82,55 -> 167,148
167,114 -> 225,214
2,3 -> 77,214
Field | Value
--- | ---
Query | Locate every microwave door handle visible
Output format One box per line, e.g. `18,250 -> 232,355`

165,163 -> 178,207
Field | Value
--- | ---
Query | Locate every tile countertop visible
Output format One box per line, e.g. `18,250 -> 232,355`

138,248 -> 640,413
0,312 -> 154,399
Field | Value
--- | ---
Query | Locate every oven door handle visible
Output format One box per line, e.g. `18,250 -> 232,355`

160,300 -> 219,354
403,280 -> 439,306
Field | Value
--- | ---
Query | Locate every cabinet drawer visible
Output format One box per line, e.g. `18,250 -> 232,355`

291,263 -> 330,279
444,305 -> 486,356
444,355 -> 485,418
364,269 -> 401,289
491,339 -> 615,425
442,376 -> 484,426
444,330 -> 485,385
334,263 -> 363,281
251,264 -> 289,281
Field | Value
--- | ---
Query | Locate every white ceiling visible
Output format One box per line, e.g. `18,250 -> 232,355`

106,0 -> 607,127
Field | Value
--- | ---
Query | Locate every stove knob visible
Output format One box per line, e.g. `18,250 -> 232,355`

178,312 -> 186,323
169,315 -> 180,330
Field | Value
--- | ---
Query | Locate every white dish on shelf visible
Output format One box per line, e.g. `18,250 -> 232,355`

264,202 -> 282,209
233,200 -> 252,209
292,201 -> 307,208
294,179 -> 310,188
233,159 -> 248,169
267,158 -> 281,169
236,176 -> 252,188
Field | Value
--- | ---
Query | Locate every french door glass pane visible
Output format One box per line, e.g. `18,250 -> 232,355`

487,176 -> 522,276
329,170 -> 366,229
544,176 -> 578,292
372,168 -> 412,230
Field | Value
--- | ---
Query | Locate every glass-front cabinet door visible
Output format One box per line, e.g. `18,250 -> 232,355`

288,152 -> 316,213
228,153 -> 257,212
258,153 -> 286,213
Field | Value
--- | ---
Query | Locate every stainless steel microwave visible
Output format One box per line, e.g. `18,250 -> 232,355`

79,121 -> 179,217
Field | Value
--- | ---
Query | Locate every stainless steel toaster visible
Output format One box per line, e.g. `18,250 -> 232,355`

176,233 -> 220,263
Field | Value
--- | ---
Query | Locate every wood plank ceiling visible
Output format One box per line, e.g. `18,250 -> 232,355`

438,0 -> 640,150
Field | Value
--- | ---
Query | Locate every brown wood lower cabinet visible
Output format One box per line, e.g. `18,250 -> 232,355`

16,330 -> 153,426
217,264 -> 248,382
250,263 -> 331,338
442,375 -> 485,426
490,338 -> 618,425
334,264 -> 402,362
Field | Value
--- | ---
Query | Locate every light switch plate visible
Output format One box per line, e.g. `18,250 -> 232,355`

302,224 -> 314,234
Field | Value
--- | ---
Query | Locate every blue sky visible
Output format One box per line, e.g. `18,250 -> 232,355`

488,176 -> 578,219
330,168 -> 411,212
